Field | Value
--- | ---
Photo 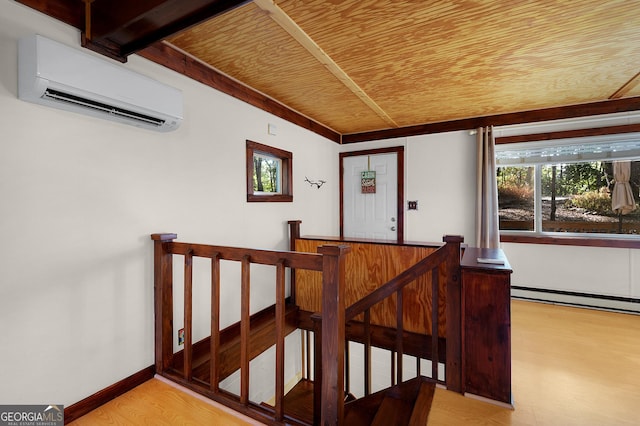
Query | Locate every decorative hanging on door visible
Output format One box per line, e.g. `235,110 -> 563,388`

361,170 -> 376,193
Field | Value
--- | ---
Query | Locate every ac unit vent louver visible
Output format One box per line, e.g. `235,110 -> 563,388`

44,88 -> 166,127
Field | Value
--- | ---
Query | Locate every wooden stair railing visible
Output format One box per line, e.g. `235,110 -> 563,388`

152,229 -> 463,425
310,234 -> 463,425
346,235 -> 462,390
151,233 -> 350,425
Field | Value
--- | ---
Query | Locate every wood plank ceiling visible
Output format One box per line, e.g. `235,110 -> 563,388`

14,0 -> 640,143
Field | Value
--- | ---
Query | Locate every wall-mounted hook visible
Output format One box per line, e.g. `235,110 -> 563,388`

305,176 -> 326,189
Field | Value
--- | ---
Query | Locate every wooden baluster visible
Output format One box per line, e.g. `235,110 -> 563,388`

431,266 -> 439,381
210,253 -> 221,392
306,330 -> 311,380
390,350 -> 396,386
345,341 -> 350,397
288,220 -> 301,305
151,233 -> 177,374
275,260 -> 286,421
184,249 -> 193,381
396,289 -> 404,384
240,255 -> 251,405
300,330 -> 307,381
364,309 -> 371,396
311,314 -> 322,426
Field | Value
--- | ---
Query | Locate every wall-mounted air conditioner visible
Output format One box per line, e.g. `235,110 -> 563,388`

18,35 -> 183,132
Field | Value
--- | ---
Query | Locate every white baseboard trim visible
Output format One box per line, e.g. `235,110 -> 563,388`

464,392 -> 514,410
511,287 -> 640,314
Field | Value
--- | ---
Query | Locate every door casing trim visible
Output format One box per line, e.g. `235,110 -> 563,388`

339,146 -> 405,243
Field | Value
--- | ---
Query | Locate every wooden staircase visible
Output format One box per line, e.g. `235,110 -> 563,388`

345,376 -> 436,426
151,228 -> 463,425
268,376 -> 436,425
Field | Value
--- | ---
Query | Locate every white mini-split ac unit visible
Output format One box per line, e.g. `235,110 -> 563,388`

18,34 -> 183,132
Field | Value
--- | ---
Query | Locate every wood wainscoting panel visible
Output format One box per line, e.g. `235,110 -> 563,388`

294,239 -> 445,336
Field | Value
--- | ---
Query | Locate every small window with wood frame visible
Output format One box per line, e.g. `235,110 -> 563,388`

246,140 -> 293,202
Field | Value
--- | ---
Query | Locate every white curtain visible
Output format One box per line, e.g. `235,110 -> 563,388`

611,161 -> 636,215
475,126 -> 500,248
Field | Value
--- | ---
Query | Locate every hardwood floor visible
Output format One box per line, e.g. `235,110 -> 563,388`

68,377 -> 262,425
429,300 -> 640,425
70,300 -> 640,425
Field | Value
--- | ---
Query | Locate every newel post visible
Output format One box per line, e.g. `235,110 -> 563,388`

318,244 -> 351,426
288,220 -> 302,304
151,233 -> 177,374
288,220 -> 302,246
443,235 -> 464,393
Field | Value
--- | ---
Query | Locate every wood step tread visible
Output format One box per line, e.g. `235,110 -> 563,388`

371,396 -> 413,426
408,380 -> 437,426
275,376 -> 436,426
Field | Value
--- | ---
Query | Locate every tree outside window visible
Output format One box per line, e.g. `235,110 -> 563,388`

253,153 -> 281,193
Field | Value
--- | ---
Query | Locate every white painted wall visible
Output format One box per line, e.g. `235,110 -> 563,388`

340,131 -> 477,245
0,1 -> 339,406
503,243 -> 640,300
403,132 -> 476,243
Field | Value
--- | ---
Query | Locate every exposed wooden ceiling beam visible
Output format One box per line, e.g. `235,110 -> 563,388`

119,0 -> 253,57
16,0 -> 251,62
83,0 -> 96,40
341,97 -> 640,143
83,0 -> 252,61
610,70 -> 640,99
495,123 -> 640,145
252,0 -> 398,129
88,0 -> 170,40
15,0 -> 83,28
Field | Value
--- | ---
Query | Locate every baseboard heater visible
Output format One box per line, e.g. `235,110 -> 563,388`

512,286 -> 640,314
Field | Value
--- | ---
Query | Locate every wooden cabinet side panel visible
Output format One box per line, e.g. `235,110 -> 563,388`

463,270 -> 511,403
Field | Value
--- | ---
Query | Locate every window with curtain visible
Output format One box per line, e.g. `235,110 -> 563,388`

496,134 -> 640,236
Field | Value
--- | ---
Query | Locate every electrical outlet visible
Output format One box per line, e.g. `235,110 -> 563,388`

408,200 -> 418,210
178,328 -> 184,346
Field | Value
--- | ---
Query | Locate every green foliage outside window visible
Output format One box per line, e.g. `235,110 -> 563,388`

497,160 -> 640,234
253,155 -> 281,193
565,188 -> 614,215
541,162 -> 607,198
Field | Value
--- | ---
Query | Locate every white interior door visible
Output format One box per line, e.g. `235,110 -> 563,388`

343,153 -> 398,240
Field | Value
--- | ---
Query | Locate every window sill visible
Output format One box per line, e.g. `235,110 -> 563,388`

247,194 -> 293,202
500,233 -> 640,249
